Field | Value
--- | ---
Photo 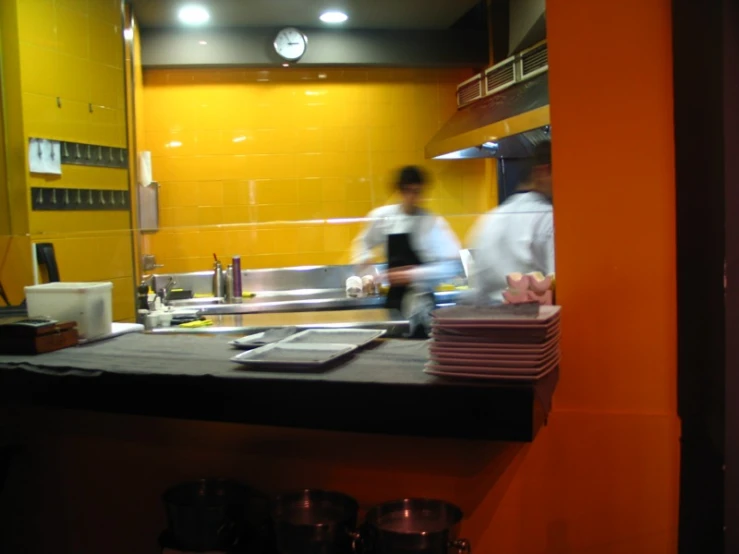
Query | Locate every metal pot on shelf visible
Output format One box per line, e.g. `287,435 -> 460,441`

273,489 -> 359,554
361,498 -> 470,554
162,478 -> 270,552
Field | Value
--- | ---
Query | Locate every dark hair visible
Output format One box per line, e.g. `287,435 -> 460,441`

533,139 -> 552,168
396,166 -> 427,190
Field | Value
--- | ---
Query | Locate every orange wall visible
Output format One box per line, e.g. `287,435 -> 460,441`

141,68 -> 490,272
0,0 -> 136,319
0,1 -> 679,553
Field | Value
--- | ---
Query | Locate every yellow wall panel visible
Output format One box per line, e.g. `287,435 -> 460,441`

57,54 -> 92,103
1,0 -> 136,318
0,235 -> 33,305
56,5 -> 89,58
18,42 -> 60,97
16,0 -> 57,49
137,67 -> 493,272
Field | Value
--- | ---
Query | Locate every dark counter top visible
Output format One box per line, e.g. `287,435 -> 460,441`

0,334 -> 556,442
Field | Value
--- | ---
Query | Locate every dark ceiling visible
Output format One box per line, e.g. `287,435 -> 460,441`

131,0 -> 484,30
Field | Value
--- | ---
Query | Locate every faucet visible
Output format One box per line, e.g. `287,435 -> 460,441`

161,277 -> 177,303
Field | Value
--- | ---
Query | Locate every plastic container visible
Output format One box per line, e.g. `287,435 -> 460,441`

25,282 -> 113,340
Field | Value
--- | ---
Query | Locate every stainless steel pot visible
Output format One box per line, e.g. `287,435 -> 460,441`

162,478 -> 267,552
273,489 -> 359,554
362,498 -> 470,554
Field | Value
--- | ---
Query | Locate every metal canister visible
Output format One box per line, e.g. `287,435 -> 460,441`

212,261 -> 224,298
232,256 -> 242,299
225,264 -> 234,303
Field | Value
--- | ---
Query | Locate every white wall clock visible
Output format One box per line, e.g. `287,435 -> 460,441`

273,27 -> 307,61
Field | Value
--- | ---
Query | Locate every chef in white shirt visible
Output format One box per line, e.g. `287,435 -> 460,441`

468,140 -> 554,303
351,166 -> 461,319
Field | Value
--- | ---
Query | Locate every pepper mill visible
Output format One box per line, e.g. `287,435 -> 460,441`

212,260 -> 224,298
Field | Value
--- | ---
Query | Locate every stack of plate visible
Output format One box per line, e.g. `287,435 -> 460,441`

426,305 -> 560,381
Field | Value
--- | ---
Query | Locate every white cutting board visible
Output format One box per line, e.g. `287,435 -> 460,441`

78,322 -> 144,345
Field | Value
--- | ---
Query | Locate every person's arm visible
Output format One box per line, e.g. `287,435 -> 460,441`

469,214 -> 496,303
406,216 -> 461,283
350,210 -> 384,265
532,212 -> 555,275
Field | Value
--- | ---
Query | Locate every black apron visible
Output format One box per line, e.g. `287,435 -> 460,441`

385,232 -> 423,311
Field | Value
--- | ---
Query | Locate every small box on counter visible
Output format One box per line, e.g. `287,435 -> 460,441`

24,281 -> 112,340
0,318 -> 78,354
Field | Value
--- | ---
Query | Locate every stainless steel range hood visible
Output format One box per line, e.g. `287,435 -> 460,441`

425,73 -> 550,160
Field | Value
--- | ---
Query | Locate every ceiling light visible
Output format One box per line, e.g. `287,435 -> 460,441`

282,63 -> 290,67
198,40 -> 207,45
232,136 -> 246,143
320,10 -> 348,23
166,141 -> 182,148
318,73 -> 327,79
178,4 -> 210,25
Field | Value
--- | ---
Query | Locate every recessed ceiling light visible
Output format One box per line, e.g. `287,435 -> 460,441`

178,4 -> 210,25
319,10 -> 348,24
198,40 -> 207,45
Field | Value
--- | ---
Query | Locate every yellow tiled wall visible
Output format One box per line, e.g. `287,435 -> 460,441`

0,0 -> 136,319
141,68 -> 492,272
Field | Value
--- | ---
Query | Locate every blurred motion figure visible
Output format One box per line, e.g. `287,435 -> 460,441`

468,140 -> 554,302
351,166 -> 461,328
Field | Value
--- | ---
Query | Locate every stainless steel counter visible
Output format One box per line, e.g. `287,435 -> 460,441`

153,308 -> 411,337
185,290 -> 461,316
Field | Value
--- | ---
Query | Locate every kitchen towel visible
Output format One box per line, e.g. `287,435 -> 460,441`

138,150 -> 153,186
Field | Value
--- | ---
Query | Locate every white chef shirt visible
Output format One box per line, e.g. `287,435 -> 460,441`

351,204 -> 462,284
468,191 -> 554,302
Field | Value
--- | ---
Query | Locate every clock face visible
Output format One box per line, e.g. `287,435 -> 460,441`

273,27 -> 307,61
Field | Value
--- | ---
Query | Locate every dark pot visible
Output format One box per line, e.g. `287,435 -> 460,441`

163,478 -> 258,552
363,499 -> 470,554
273,489 -> 359,554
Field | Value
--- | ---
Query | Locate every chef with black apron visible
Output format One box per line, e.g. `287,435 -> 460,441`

351,166 -> 462,334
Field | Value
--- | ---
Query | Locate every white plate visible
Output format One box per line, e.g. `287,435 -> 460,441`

230,342 -> 358,370
280,328 -> 385,347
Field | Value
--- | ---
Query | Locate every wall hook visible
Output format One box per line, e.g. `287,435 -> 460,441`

77,189 -> 82,204
97,146 -> 103,162
51,189 -> 57,204
64,189 -> 70,205
63,142 -> 69,158
120,190 -> 126,205
110,190 -> 116,205
99,190 -> 106,206
86,144 -> 91,160
109,147 -> 114,162
88,190 -> 94,205
37,189 -> 43,204
75,143 -> 81,159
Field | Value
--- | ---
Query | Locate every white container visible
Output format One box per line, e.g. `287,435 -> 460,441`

25,282 -> 113,340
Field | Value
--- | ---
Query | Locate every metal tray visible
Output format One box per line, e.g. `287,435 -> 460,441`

230,342 -> 358,370
280,328 -> 385,347
229,327 -> 298,349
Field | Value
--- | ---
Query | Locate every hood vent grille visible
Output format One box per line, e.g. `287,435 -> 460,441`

457,75 -> 483,107
456,40 -> 548,108
485,59 -> 516,95
520,42 -> 548,78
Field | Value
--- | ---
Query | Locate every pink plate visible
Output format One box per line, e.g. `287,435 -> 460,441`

430,342 -> 559,362
424,361 -> 558,381
433,305 -> 560,324
429,349 -> 559,369
429,334 -> 559,352
427,351 -> 560,373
